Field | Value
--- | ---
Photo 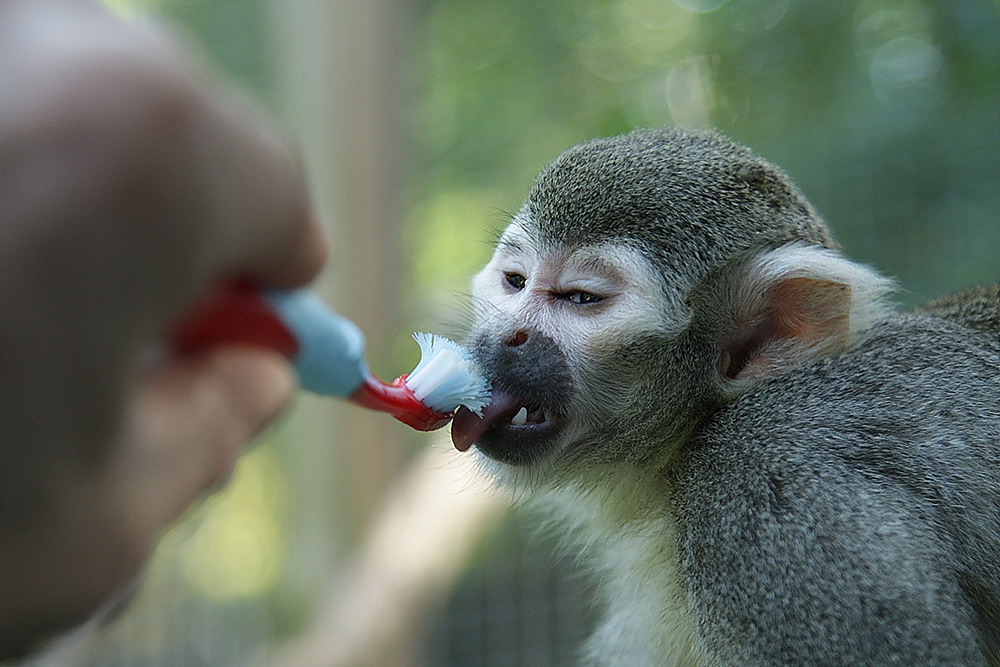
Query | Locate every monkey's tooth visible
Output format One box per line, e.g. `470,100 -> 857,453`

511,407 -> 528,426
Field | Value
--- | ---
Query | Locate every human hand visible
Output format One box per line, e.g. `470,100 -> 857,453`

0,0 -> 327,656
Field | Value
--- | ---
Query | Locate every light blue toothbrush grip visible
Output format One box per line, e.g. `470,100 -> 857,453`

265,290 -> 369,398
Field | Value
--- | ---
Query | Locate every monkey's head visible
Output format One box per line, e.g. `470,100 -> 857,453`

452,128 -> 892,483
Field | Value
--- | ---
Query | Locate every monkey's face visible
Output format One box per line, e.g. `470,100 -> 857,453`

452,218 -> 710,472
450,128 -> 847,476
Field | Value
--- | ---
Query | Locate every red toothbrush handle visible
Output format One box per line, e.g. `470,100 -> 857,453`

349,375 -> 453,431
172,281 -> 300,359
173,282 -> 452,432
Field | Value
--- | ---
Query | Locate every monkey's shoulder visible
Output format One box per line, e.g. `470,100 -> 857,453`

681,313 -> 998,495
707,312 -> 996,446
669,315 -> 999,664
915,283 -> 1000,340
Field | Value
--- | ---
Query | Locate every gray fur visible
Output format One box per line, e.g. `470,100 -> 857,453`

916,284 -> 999,339
462,128 -> 1000,665
675,314 -> 1000,665
527,127 -> 837,295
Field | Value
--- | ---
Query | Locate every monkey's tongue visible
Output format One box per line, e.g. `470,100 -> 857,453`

450,388 -> 520,452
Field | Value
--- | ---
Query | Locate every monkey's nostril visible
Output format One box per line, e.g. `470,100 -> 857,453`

506,330 -> 529,347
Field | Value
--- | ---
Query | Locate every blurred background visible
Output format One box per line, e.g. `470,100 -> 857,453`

16,0 -> 999,665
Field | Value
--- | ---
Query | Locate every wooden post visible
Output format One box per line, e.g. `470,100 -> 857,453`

267,0 -> 414,597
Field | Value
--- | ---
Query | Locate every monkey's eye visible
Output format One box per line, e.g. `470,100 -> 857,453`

564,290 -> 603,305
504,272 -> 527,291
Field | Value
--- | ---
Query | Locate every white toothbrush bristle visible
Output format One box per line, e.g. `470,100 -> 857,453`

407,350 -> 462,400
404,332 -> 491,415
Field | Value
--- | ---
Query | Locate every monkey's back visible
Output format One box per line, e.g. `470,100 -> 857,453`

673,314 -> 1000,665
917,283 -> 1000,339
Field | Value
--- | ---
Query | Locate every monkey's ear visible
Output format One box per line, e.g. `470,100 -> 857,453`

720,244 -> 894,382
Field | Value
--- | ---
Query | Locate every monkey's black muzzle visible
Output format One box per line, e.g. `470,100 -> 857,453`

450,329 -> 572,465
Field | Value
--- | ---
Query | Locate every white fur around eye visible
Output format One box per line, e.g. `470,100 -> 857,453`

566,244 -> 690,336
472,234 -> 689,346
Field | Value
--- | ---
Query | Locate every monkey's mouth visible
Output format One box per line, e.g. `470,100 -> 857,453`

451,387 -> 563,465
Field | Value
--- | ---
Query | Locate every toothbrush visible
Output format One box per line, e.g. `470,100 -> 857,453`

172,281 -> 490,431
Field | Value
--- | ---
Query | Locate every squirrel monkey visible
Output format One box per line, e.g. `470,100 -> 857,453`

451,128 -> 1000,665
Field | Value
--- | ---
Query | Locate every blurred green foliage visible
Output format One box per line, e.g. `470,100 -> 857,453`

406,0 -> 999,305
143,0 -> 997,305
